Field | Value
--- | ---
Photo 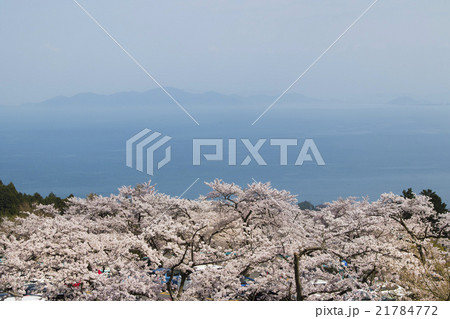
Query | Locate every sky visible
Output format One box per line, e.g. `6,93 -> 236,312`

1,0 -> 449,106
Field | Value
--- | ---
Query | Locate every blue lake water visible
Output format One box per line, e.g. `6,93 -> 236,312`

0,103 -> 449,204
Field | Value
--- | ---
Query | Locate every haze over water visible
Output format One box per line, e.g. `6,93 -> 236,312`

1,100 -> 448,204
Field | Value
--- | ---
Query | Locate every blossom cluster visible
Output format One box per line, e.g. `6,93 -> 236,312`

0,180 -> 448,301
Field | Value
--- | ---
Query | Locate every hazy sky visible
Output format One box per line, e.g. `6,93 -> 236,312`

1,0 -> 449,105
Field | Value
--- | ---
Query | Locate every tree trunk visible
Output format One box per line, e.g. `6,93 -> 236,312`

177,273 -> 188,298
294,252 -> 303,301
167,269 -> 175,301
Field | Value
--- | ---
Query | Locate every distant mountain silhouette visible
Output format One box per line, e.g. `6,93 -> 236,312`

387,96 -> 431,105
4,91 -> 447,108
24,88 -> 319,107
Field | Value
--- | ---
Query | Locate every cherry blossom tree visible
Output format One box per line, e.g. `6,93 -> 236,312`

0,180 -> 448,301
